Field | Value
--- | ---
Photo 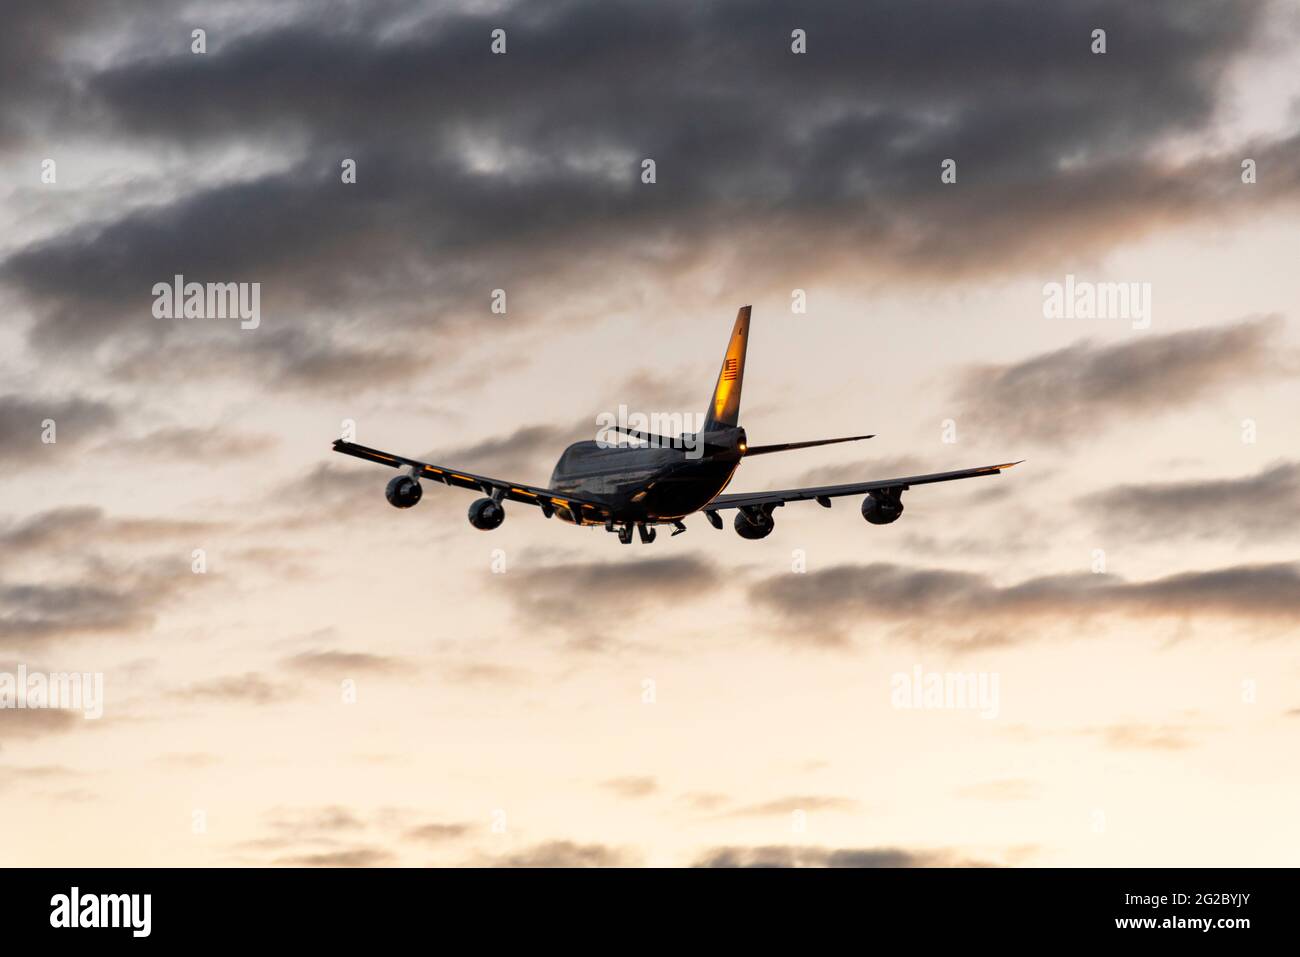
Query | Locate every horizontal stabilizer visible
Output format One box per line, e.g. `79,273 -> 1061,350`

606,425 -> 691,449
744,434 -> 874,456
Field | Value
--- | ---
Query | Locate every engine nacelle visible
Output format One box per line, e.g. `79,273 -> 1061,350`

385,474 -> 423,508
734,509 -> 774,540
861,490 -> 903,525
468,497 -> 505,530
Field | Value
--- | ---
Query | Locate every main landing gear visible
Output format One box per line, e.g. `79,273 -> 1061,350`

607,521 -> 682,544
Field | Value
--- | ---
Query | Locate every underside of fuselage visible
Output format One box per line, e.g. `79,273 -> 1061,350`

548,438 -> 742,525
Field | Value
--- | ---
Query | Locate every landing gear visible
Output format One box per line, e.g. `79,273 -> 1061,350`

606,522 -> 664,544
671,520 -> 687,536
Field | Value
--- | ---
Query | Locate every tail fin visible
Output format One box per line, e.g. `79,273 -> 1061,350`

703,305 -> 751,432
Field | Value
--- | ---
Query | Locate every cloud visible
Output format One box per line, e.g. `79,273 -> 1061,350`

107,327 -> 433,396
0,395 -> 116,468
0,506 -> 215,558
0,564 -> 184,647
96,425 -> 278,461
504,554 -> 721,633
694,845 -> 993,867
954,315 -> 1288,445
269,805 -> 366,833
1085,722 -> 1196,751
600,776 -> 657,799
235,805 -> 474,865
677,791 -> 731,811
4,0 -> 1293,369
282,650 -> 408,677
1079,461 -> 1300,542
173,672 -> 297,706
751,560 -> 1300,645
438,662 -> 528,687
482,840 -> 640,868
274,848 -> 394,867
422,424 -> 584,483
0,707 -> 82,741
792,456 -> 929,490
405,822 -> 473,843
722,795 -> 859,817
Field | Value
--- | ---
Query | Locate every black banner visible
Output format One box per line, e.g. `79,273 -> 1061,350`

0,867 -> 1288,945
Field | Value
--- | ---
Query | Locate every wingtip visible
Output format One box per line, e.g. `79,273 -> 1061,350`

996,460 -> 1025,470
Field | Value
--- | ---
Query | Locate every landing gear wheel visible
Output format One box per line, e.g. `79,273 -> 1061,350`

637,524 -> 657,544
617,525 -> 634,544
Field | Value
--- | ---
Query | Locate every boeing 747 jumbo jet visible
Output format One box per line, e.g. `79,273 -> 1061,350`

333,307 -> 1021,544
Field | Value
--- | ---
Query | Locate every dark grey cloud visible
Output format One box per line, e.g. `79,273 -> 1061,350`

3,0 -> 1292,380
107,326 -> 433,397
752,560 -> 1300,645
954,316 -> 1288,445
423,423 -> 584,483
1079,460 -> 1300,542
97,425 -> 278,461
0,395 -> 116,468
0,0 -> 120,146
504,554 -> 721,633
0,506 -> 215,557
694,844 -> 992,868
0,564 -> 183,647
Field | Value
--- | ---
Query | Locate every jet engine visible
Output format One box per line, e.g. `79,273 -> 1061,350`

861,490 -> 903,525
468,497 -> 505,530
734,508 -> 775,540
385,474 -> 423,508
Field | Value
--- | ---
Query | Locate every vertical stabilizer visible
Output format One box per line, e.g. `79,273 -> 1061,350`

703,305 -> 751,432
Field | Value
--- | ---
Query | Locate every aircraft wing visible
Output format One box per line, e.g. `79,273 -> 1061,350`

332,440 -> 613,523
705,461 -> 1023,513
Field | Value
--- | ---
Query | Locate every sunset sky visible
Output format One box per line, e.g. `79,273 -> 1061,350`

1,0 -> 1298,867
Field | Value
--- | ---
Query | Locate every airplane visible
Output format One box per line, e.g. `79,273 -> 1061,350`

332,305 -> 1021,544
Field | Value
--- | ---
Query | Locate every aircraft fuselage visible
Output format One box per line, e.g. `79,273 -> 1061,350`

548,427 -> 746,524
